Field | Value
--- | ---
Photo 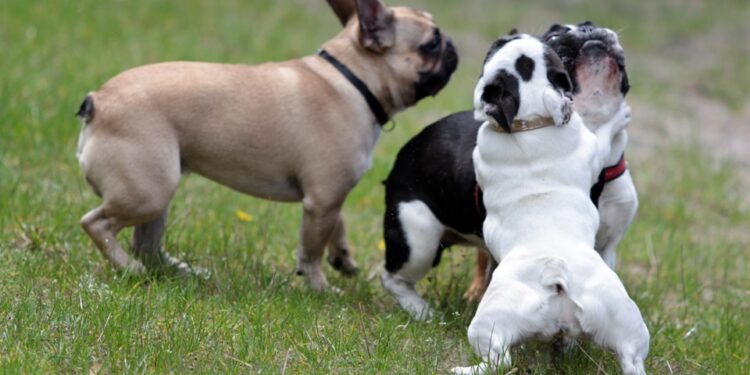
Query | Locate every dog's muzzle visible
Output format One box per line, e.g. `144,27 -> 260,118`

414,38 -> 459,101
581,39 -> 608,58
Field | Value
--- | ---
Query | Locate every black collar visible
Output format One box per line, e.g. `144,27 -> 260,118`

318,49 -> 390,126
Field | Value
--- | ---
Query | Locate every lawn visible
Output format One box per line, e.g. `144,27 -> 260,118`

1,0 -> 749,373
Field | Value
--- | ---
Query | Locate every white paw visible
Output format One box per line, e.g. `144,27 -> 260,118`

543,88 -> 572,127
165,254 -> 210,279
613,103 -> 632,132
124,260 -> 146,275
451,363 -> 488,375
381,271 -> 435,320
408,303 -> 435,321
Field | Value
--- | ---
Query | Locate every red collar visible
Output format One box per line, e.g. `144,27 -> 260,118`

603,154 -> 628,182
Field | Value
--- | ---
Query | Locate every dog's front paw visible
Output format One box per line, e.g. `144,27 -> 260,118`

613,102 -> 632,132
543,88 -> 573,127
560,95 -> 573,125
123,259 -> 147,275
451,363 -> 488,375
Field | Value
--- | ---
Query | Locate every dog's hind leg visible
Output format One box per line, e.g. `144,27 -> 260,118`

78,114 -> 182,275
464,248 -> 495,302
81,206 -> 145,274
132,210 -> 208,277
132,210 -> 167,268
451,340 -> 511,375
381,200 -> 444,319
81,179 -> 178,275
578,283 -> 649,375
610,305 -> 649,375
326,214 -> 359,276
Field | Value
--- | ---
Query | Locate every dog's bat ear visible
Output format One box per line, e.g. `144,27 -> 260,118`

548,69 -> 573,93
544,48 -> 573,93
355,0 -> 395,52
542,24 -> 568,40
481,72 -> 520,132
326,0 -> 357,26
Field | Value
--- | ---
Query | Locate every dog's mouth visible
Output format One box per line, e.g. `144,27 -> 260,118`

545,24 -> 629,124
414,38 -> 459,101
546,24 -> 628,96
575,39 -> 623,97
571,37 -> 626,123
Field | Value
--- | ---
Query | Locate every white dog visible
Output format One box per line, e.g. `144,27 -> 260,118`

452,33 -> 649,375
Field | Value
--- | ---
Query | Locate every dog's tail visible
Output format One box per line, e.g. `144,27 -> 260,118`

539,256 -> 569,294
76,94 -> 95,123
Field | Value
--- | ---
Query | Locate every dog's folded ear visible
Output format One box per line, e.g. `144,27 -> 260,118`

548,68 -> 573,93
327,0 -> 357,26
356,0 -> 395,52
542,24 -> 568,40
480,71 -> 520,132
544,48 -> 573,94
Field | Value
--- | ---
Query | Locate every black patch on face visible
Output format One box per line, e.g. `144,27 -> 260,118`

515,54 -> 535,81
543,47 -> 573,93
481,70 -> 520,132
414,37 -> 459,101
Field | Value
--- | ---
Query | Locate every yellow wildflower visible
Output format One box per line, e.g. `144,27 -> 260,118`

235,209 -> 253,222
378,239 -> 386,251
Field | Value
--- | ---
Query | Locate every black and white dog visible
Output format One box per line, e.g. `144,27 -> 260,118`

450,32 -> 648,375
381,22 -> 637,319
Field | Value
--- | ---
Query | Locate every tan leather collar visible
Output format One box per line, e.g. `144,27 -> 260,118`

490,117 -> 556,133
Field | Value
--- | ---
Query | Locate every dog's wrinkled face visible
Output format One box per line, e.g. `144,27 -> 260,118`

543,21 -> 629,123
474,32 -> 573,132
347,0 -> 459,107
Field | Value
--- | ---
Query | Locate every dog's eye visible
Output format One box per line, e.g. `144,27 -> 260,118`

422,30 -> 442,54
546,34 -> 559,42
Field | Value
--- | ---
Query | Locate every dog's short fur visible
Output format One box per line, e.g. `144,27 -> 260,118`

449,33 -> 648,375
75,0 -> 457,289
381,22 -> 636,318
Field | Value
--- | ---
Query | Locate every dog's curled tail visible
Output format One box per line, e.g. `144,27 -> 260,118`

76,94 -> 95,123
539,256 -> 569,294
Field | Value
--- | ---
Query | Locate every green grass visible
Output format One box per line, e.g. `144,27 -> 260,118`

2,0 -> 749,373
